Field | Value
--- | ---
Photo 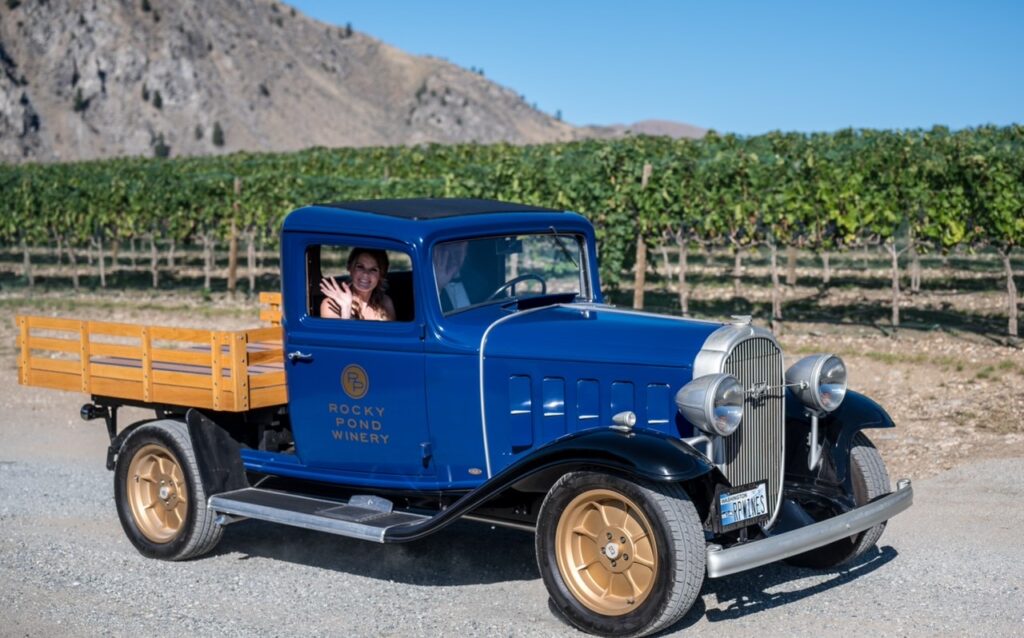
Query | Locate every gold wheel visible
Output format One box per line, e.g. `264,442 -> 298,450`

126,443 -> 189,544
554,488 -> 659,616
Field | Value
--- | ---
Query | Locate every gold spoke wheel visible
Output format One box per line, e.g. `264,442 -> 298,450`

126,444 -> 188,544
555,488 -> 659,616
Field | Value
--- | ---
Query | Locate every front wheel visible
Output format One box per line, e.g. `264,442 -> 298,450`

114,419 -> 223,560
536,472 -> 705,637
786,431 -> 891,568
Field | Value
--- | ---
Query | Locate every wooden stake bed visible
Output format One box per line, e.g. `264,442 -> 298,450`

15,293 -> 287,412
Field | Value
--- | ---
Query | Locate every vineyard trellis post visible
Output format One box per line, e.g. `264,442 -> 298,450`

228,177 -> 241,297
785,245 -> 798,286
632,162 -> 652,310
20,235 -> 34,287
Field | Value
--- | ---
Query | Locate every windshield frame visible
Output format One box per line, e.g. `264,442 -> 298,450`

432,231 -> 593,317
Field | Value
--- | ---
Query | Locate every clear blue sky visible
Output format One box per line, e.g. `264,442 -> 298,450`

289,0 -> 1022,135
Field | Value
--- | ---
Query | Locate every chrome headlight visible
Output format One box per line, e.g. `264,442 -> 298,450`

786,354 -> 848,414
675,373 -> 744,437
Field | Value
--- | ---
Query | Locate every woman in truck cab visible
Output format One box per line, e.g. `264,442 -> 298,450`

320,248 -> 396,321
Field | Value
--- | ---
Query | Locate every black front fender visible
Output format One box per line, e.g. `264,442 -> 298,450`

508,427 -> 717,484
786,390 -> 896,486
385,427 -> 716,542
825,390 -> 895,451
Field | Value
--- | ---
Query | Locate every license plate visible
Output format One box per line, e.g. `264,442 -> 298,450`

718,482 -> 768,529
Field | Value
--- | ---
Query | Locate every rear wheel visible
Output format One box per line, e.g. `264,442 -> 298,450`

114,419 -> 223,560
536,472 -> 704,637
786,431 -> 890,568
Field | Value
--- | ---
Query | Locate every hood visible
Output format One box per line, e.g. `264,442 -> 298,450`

483,304 -> 721,369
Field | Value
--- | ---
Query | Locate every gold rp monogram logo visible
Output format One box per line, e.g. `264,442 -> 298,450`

341,364 -> 369,400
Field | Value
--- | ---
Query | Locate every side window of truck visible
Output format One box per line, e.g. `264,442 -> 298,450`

307,244 -> 415,322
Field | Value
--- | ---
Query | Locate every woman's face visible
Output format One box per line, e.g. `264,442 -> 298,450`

349,253 -> 382,295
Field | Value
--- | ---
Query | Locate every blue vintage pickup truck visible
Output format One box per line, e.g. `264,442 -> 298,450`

30,199 -> 913,636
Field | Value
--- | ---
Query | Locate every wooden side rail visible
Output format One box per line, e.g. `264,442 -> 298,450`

16,315 -> 287,412
259,292 -> 282,327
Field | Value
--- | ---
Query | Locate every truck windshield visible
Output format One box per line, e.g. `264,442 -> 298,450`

433,233 -> 587,314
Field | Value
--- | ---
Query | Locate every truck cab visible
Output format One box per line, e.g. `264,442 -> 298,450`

269,199 -> 605,487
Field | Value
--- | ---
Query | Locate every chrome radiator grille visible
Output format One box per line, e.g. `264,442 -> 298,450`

721,337 -> 786,525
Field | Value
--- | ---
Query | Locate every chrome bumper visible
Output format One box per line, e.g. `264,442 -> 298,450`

705,479 -> 913,578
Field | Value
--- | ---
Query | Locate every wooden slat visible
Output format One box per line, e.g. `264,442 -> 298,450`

150,348 -> 214,366
28,369 -> 83,392
25,316 -> 81,332
259,292 -> 282,327
90,376 -> 143,402
150,326 -> 213,343
27,336 -> 79,353
151,384 -> 215,410
247,349 -> 283,365
18,316 -> 28,385
251,385 -> 288,408
89,342 -> 140,358
152,369 -> 214,390
246,327 -> 283,342
250,370 -> 286,389
90,362 -> 144,382
29,357 -> 81,374
87,321 -> 145,337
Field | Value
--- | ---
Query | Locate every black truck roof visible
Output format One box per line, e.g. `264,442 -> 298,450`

318,198 -> 560,220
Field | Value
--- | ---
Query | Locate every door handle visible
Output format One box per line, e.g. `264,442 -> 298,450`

287,351 -> 313,362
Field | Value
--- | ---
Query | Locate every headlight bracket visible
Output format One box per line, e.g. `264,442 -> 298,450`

786,354 -> 849,471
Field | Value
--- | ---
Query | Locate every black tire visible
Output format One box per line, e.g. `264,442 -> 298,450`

786,431 -> 891,569
114,419 -> 223,560
536,471 -> 704,637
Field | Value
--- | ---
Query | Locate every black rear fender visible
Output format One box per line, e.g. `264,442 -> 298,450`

185,409 -> 250,496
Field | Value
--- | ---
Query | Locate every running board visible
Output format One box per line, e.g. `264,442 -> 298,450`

207,488 -> 430,543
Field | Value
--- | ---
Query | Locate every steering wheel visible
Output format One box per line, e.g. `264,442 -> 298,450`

486,273 -> 547,301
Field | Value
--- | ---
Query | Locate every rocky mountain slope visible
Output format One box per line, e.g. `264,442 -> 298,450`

0,0 -> 591,162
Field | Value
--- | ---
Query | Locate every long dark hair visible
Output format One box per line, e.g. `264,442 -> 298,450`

347,248 -> 389,318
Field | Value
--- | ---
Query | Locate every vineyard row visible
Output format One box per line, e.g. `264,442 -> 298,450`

0,126 -> 1021,334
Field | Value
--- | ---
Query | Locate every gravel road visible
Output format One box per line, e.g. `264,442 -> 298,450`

2,378 -> 1022,637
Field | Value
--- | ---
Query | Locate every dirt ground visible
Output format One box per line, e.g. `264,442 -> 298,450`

780,325 -> 1024,480
2,275 -> 1022,482
3,250 -> 1021,638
